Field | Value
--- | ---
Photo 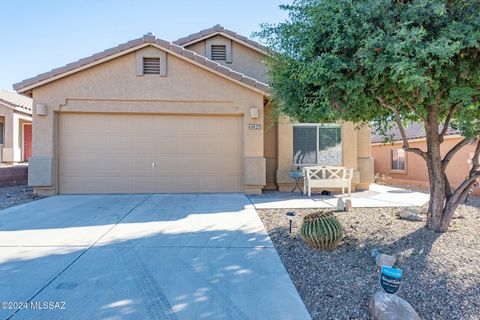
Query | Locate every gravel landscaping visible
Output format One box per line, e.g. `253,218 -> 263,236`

0,185 -> 43,210
257,204 -> 480,320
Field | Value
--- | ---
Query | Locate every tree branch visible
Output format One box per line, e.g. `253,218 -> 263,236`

439,105 -> 457,142
451,171 -> 480,204
442,138 -> 470,169
469,139 -> 480,175
376,98 -> 428,161
444,172 -> 453,199
449,139 -> 480,204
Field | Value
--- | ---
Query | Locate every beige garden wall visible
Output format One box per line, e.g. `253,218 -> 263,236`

28,45 -> 266,195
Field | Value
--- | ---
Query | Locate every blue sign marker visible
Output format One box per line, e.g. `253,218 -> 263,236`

380,266 -> 403,294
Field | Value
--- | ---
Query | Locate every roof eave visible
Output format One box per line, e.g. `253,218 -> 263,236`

0,99 -> 32,114
14,36 -> 268,95
371,133 -> 463,145
13,41 -> 152,93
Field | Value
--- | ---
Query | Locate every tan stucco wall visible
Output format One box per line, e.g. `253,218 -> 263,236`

372,136 -> 480,195
356,124 -> 375,190
25,38 -> 374,195
0,103 -> 31,163
263,102 -> 278,189
276,118 -> 374,192
28,45 -> 266,195
185,35 -> 268,83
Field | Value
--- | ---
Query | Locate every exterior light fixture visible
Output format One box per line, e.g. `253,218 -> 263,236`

36,104 -> 48,116
249,107 -> 259,119
286,211 -> 296,234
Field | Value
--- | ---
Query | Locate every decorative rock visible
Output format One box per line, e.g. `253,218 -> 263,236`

369,291 -> 420,320
407,214 -> 423,222
398,208 -> 424,222
345,198 -> 352,212
419,203 -> 429,215
337,198 -> 345,211
398,208 -> 415,218
376,254 -> 396,268
452,209 -> 464,219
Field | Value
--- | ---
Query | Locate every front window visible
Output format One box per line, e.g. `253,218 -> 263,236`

293,124 -> 342,165
391,149 -> 406,171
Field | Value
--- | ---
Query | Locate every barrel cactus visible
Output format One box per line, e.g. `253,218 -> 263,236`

300,211 -> 343,250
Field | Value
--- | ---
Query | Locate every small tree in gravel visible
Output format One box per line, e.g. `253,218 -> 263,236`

257,0 -> 480,232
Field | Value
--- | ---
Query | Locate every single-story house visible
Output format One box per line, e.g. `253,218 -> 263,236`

14,25 -> 374,195
0,89 -> 32,163
372,122 -> 480,195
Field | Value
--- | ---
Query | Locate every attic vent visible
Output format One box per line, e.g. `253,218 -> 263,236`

143,57 -> 160,74
211,45 -> 227,61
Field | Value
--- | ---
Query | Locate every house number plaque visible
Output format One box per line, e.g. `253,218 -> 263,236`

248,124 -> 261,130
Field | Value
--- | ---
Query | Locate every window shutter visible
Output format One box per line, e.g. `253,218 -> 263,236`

211,45 -> 227,61
143,57 -> 160,74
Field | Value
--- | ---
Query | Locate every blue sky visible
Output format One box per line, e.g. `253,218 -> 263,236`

0,0 -> 288,90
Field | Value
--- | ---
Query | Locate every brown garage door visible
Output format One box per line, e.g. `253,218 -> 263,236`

59,113 -> 243,194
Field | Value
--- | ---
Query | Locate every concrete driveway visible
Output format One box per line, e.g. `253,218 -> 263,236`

0,194 -> 310,320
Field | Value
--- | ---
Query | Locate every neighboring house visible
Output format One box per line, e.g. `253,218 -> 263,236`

0,90 -> 32,163
14,25 -> 374,195
372,122 -> 480,195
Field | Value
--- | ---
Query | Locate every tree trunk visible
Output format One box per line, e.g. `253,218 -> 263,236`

423,109 -> 456,232
425,124 -> 448,231
422,111 -> 477,232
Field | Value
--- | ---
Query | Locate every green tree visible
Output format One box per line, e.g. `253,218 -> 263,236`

257,0 -> 480,232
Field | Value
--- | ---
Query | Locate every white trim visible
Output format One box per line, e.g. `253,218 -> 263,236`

17,43 -> 267,95
293,123 -> 341,127
293,123 -> 342,166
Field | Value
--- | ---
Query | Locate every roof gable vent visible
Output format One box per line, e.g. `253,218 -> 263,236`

143,57 -> 160,74
211,45 -> 227,61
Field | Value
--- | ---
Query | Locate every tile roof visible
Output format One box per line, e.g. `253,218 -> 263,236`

0,89 -> 32,113
371,121 -> 459,143
13,33 -> 269,94
173,24 -> 269,53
